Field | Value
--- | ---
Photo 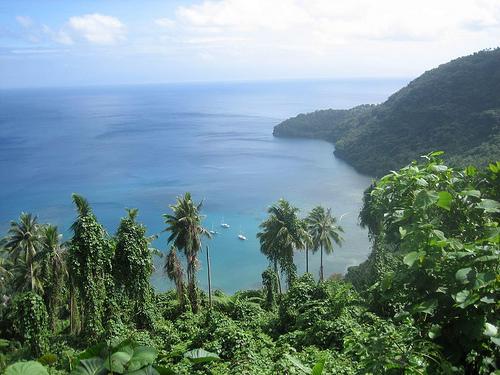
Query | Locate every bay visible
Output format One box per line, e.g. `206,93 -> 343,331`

0,79 -> 407,292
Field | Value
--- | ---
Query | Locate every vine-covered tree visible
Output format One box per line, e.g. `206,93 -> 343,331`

261,268 -> 279,310
68,194 -> 113,342
257,199 -> 308,289
306,206 -> 344,281
163,193 -> 211,313
113,208 -> 155,329
164,245 -> 186,307
10,291 -> 49,356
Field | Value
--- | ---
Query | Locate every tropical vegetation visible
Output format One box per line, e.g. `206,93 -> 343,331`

273,48 -> 500,176
0,153 -> 498,374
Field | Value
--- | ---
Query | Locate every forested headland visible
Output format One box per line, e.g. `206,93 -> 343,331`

0,154 -> 498,374
273,49 -> 500,176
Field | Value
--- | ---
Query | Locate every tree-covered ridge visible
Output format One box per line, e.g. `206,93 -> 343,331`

273,49 -> 500,176
0,155 -> 498,374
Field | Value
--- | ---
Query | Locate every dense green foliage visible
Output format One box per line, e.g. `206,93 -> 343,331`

69,194 -> 114,342
274,49 -> 500,176
114,209 -> 156,329
347,153 -> 500,373
9,292 -> 49,357
0,155 -> 498,373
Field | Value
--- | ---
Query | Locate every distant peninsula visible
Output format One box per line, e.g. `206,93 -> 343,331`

273,48 -> 500,176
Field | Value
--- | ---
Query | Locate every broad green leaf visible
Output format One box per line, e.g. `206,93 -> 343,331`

484,323 -> 498,337
453,290 -> 480,308
286,354 -> 310,373
312,357 -> 326,375
399,226 -> 407,239
455,267 -> 472,284
415,190 -> 439,208
460,189 -> 481,198
127,346 -> 158,372
413,299 -> 437,314
416,178 -> 428,187
403,252 -> 418,267
104,350 -> 132,373
77,343 -> 107,361
71,358 -> 106,375
184,349 -> 220,364
485,227 -> 500,242
480,296 -> 495,304
5,361 -> 49,375
491,337 -> 500,347
432,230 -> 446,241
473,271 -> 496,289
428,324 -> 442,339
431,164 -> 448,172
436,191 -> 453,211
453,290 -> 470,304
477,199 -> 500,213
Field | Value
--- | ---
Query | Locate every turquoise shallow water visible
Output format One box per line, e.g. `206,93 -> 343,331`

0,79 -> 407,292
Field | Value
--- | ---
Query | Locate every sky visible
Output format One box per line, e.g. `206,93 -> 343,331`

0,0 -> 499,88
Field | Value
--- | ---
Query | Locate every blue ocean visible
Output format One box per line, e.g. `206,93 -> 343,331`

0,79 -> 407,292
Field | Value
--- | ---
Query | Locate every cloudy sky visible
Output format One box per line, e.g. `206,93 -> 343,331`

1,0 -> 499,88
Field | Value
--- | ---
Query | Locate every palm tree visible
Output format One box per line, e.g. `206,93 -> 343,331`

257,199 -> 308,290
5,213 -> 41,292
38,225 -> 68,331
163,193 -> 211,312
164,246 -> 185,306
306,206 -> 344,281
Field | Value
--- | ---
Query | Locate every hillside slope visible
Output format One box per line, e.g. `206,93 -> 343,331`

273,49 -> 500,176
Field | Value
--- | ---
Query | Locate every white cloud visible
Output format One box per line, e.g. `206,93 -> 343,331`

16,15 -> 33,28
171,0 -> 500,49
68,13 -> 126,45
145,0 -> 500,78
155,17 -> 176,29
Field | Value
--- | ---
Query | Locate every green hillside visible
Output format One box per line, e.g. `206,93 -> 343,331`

273,49 -> 500,176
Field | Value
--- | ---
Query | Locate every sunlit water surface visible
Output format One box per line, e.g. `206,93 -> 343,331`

0,79 -> 407,292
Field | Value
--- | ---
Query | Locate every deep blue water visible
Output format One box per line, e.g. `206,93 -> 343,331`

0,79 -> 407,292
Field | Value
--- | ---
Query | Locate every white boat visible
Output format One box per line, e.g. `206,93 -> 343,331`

220,217 -> 230,228
209,224 -> 218,235
238,227 -> 247,240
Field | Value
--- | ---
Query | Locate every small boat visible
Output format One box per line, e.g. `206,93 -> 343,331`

238,226 -> 247,240
209,224 -> 218,235
220,217 -> 230,228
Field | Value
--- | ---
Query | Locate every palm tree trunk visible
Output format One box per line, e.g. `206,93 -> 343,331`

70,289 -> 74,334
206,246 -> 212,310
305,245 -> 309,274
273,259 -> 282,294
320,243 -> 324,282
188,259 -> 198,313
30,261 -> 34,291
